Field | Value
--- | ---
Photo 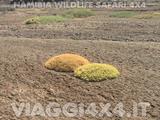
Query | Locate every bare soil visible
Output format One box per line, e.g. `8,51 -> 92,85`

0,9 -> 160,42
0,8 -> 160,120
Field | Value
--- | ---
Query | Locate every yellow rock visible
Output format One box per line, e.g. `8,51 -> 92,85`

74,63 -> 120,81
44,53 -> 90,72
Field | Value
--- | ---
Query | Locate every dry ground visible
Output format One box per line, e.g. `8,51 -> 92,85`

0,9 -> 160,42
0,8 -> 160,120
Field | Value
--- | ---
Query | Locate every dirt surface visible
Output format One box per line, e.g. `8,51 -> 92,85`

0,10 -> 160,42
0,8 -> 160,120
0,37 -> 160,120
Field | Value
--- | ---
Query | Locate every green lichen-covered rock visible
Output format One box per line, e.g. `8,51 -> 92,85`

74,63 -> 120,81
25,17 -> 40,24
